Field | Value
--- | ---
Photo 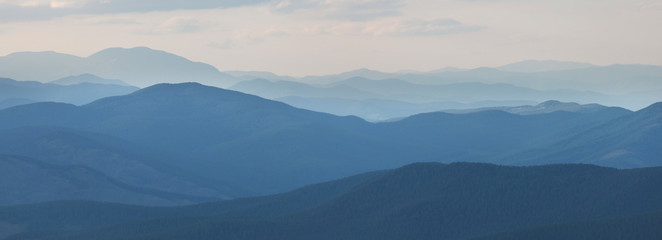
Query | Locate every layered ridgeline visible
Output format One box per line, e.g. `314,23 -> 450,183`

0,47 -> 239,88
2,163 -> 662,240
0,83 -> 661,204
0,78 -> 138,109
3,48 -> 662,120
229,62 -> 662,119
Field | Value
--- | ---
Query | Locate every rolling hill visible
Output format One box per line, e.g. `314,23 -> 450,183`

0,78 -> 138,107
3,162 -> 662,240
0,126 -> 233,201
0,47 -> 239,87
0,82 -> 659,202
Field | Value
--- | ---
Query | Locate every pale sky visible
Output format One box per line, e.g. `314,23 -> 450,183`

0,0 -> 661,76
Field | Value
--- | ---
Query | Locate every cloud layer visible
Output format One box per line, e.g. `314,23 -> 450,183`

270,0 -> 405,21
0,0 -> 270,22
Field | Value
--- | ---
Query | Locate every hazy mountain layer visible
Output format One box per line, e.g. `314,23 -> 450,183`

0,83 -> 659,202
230,77 -> 613,120
0,47 -> 239,87
278,96 -> 535,121
49,74 -> 129,86
443,100 -> 609,115
0,78 -> 138,107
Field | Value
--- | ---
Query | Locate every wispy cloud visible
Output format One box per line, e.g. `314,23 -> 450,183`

636,0 -> 662,11
153,16 -> 206,34
0,0 -> 271,22
209,27 -> 279,50
270,0 -> 405,21
83,17 -> 138,25
300,18 -> 483,36
392,18 -> 484,36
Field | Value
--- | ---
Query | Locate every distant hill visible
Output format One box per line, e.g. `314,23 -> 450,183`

507,102 -> 662,168
50,74 -> 129,86
234,77 -> 611,104
0,98 -> 35,110
278,96 -> 535,121
0,83 -> 659,202
230,77 -> 612,120
497,60 -> 595,72
0,51 -> 83,81
0,83 -> 378,197
224,71 -> 296,82
0,77 -> 139,106
444,100 -> 610,115
3,163 -> 662,240
230,78 -> 381,100
300,68 -> 399,83
0,47 -> 239,87
3,48 -> 661,110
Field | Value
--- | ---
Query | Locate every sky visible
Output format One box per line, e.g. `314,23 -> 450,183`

0,0 -> 661,76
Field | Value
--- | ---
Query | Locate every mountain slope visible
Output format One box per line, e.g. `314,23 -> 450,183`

0,82 -> 380,196
0,83 -> 658,199
50,74 -> 129,86
0,126 -> 232,200
5,163 -> 662,240
0,78 -> 138,106
0,155 -> 209,206
506,102 -> 662,168
0,98 -> 35,110
0,170 -> 385,238
474,210 -> 662,240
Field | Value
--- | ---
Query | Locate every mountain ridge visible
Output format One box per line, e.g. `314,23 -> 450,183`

0,82 -> 660,201
4,162 -> 662,240
0,47 -> 239,87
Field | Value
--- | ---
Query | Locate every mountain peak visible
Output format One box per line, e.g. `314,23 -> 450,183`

51,73 -> 129,86
636,102 -> 662,117
89,46 -> 180,60
131,82 -> 227,96
90,82 -> 275,108
536,100 -> 580,108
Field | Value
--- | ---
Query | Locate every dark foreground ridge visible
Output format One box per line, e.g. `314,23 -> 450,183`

3,162 -> 662,240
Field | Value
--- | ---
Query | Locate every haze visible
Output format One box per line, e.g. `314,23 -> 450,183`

1,0 -> 661,76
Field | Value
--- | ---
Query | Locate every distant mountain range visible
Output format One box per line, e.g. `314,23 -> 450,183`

0,77 -> 138,109
0,83 -> 660,205
50,73 -> 129,86
443,100 -> 609,115
2,162 -> 661,240
0,47 -> 239,88
2,47 -> 661,115
2,47 -> 661,239
496,60 -> 596,72
278,96 -> 535,122
230,77 -> 615,120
